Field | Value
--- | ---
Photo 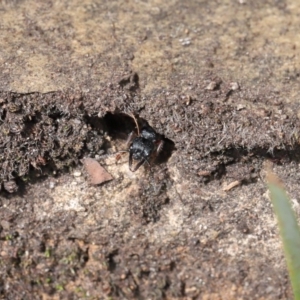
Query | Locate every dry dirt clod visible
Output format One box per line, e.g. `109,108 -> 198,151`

198,170 -> 212,177
3,180 -> 18,193
223,180 -> 241,191
205,81 -> 218,91
205,77 -> 222,91
229,82 -> 240,91
83,157 -> 113,185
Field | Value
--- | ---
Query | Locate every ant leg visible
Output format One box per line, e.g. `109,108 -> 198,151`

115,150 -> 129,162
129,151 -> 134,170
115,131 -> 136,162
129,156 -> 147,172
113,131 -> 137,165
126,131 -> 136,148
156,140 -> 164,154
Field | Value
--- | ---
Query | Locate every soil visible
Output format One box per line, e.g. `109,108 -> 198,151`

1,0 -> 300,299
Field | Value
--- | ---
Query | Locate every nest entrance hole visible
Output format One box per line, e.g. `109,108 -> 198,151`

103,112 -> 175,165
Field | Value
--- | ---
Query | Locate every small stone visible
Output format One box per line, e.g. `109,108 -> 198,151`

73,170 -> 82,177
1,220 -> 10,230
49,181 -> 55,189
198,170 -> 211,177
229,82 -> 240,91
73,119 -> 81,124
3,180 -> 18,193
186,95 -> 192,105
205,81 -> 218,90
179,37 -> 191,46
236,104 -> 246,111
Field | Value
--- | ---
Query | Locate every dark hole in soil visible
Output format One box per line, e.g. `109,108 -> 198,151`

104,112 -> 175,165
106,249 -> 118,272
104,112 -> 136,140
0,108 -> 7,123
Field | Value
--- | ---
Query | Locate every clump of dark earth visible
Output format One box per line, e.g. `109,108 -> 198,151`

0,91 -> 103,193
0,86 -> 136,193
0,81 -> 300,194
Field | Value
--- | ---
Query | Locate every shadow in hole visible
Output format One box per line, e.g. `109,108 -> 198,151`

104,112 -> 136,140
103,112 -> 175,166
154,136 -> 176,165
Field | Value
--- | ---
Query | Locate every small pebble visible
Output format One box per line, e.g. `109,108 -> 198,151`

205,81 -> 218,90
236,104 -> 246,111
179,38 -> 191,46
3,180 -> 18,193
229,82 -> 240,91
0,220 -> 10,230
73,171 -> 82,177
49,181 -> 55,189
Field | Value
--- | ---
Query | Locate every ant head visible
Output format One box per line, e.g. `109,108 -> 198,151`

140,125 -> 157,141
130,137 -> 154,160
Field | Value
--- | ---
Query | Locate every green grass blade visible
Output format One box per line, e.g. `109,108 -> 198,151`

267,169 -> 300,299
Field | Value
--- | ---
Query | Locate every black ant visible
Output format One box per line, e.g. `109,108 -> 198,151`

116,113 -> 164,172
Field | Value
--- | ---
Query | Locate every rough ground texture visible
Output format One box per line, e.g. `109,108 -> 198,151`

1,0 -> 300,299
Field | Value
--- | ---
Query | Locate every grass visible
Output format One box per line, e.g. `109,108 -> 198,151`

266,165 -> 300,299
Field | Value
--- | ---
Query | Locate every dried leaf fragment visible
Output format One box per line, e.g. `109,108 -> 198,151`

83,158 -> 113,185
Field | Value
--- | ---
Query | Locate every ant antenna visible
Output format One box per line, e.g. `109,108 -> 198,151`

111,150 -> 129,155
125,112 -> 140,135
98,150 -> 129,159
